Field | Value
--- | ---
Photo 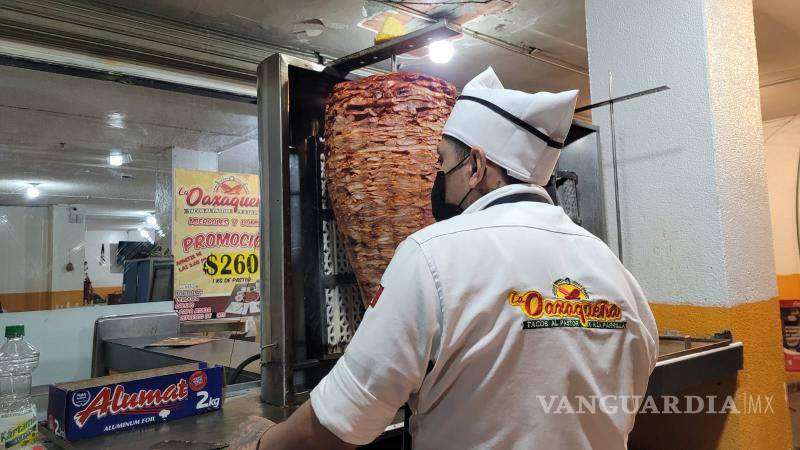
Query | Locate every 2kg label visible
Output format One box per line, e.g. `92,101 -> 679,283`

195,391 -> 221,410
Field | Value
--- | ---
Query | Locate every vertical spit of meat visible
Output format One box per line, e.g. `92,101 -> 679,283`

324,72 -> 457,306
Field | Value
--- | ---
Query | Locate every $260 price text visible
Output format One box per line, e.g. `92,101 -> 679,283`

201,252 -> 259,278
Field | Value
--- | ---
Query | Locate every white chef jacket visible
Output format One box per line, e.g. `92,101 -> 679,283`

311,184 -> 659,449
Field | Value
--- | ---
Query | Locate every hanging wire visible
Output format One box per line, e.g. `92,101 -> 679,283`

765,114 -> 799,143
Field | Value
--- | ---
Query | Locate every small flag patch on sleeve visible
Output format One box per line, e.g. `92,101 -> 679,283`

369,285 -> 384,308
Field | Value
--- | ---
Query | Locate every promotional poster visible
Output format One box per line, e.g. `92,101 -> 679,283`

781,300 -> 800,371
173,169 -> 261,321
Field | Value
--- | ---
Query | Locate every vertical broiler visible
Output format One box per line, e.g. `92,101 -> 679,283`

325,73 -> 457,305
257,21 -> 604,406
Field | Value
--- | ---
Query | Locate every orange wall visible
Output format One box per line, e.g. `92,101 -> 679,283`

0,287 -> 122,312
50,290 -> 85,309
0,291 -> 50,312
93,286 -> 122,297
642,298 -> 792,450
778,274 -> 800,300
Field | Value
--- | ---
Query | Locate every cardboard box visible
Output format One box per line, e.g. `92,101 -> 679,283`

46,363 -> 223,441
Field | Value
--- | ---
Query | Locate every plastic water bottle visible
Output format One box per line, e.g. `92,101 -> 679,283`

0,325 -> 39,449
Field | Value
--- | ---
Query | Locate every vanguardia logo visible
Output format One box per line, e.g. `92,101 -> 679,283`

535,394 -> 775,415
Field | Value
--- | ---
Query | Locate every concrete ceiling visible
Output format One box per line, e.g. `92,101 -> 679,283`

0,0 -> 592,231
93,0 -> 799,118
0,0 -> 797,233
754,0 -> 800,120
96,0 -> 592,107
0,64 -> 257,227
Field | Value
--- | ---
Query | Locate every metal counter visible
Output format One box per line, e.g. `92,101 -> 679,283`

102,333 -> 743,399
103,336 -> 261,382
40,335 -> 741,448
40,386 -> 403,449
648,339 -> 743,396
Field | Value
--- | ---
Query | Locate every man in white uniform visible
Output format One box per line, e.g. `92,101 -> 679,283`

232,68 -> 659,450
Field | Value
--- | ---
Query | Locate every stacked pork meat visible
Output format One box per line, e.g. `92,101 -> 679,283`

324,72 -> 457,306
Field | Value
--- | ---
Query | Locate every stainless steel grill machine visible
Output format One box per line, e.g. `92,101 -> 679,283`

255,23 -> 605,407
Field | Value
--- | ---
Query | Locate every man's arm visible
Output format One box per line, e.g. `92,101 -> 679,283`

229,401 -> 355,450
232,238 -> 441,449
263,401 -> 356,450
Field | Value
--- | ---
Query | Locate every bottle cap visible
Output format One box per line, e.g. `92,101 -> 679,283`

5,325 -> 24,338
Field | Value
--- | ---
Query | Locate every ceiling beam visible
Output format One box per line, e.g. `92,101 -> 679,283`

0,0 -> 381,82
760,66 -> 800,88
372,0 -> 589,77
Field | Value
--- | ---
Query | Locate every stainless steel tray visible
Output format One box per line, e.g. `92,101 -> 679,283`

657,335 -> 730,362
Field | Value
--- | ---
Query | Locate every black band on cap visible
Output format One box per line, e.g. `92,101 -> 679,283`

457,95 -> 565,149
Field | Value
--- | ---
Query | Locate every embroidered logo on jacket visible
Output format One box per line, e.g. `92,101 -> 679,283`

507,278 -> 626,330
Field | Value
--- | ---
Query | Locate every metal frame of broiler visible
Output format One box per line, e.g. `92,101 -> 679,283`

256,22 -> 606,407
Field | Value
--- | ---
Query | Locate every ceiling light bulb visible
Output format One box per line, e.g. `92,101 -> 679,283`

145,215 -> 158,226
107,112 -> 125,129
109,154 -> 124,166
429,40 -> 455,64
26,185 -> 40,199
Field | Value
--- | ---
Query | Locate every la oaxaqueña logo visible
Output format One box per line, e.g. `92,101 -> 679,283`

177,175 -> 259,212
213,175 -> 249,197
72,379 -> 189,428
507,278 -> 627,330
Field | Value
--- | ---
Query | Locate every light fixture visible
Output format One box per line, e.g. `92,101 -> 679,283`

428,40 -> 455,64
107,112 -> 125,129
26,184 -> 40,199
145,215 -> 158,227
138,227 -> 154,243
108,153 -> 125,167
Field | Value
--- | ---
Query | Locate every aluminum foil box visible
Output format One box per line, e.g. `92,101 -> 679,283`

46,363 -> 223,441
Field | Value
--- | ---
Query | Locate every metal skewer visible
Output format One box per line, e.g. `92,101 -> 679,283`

575,82 -> 670,264
608,72 -> 624,263
575,85 -> 670,113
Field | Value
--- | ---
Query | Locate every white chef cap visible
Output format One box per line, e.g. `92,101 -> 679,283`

442,67 -> 579,186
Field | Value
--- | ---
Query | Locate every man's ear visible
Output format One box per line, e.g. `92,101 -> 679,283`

468,147 -> 487,189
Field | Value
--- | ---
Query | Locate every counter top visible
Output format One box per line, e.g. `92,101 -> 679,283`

104,336 -> 261,381
40,386 -> 403,449
648,341 -> 743,396
42,387 -> 285,449
41,336 -> 742,448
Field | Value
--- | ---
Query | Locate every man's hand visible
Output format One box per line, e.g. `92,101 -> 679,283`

241,401 -> 358,450
229,416 -> 276,450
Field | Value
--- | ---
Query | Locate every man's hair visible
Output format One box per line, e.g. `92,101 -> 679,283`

443,134 -> 529,185
443,134 -> 471,160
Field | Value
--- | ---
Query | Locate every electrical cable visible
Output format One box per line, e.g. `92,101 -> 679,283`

227,337 -> 237,382
765,114 -> 798,143
228,353 -> 261,385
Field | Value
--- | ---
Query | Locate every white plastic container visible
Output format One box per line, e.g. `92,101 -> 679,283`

0,325 -> 39,449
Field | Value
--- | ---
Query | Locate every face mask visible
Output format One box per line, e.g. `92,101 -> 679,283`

431,154 -> 473,222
